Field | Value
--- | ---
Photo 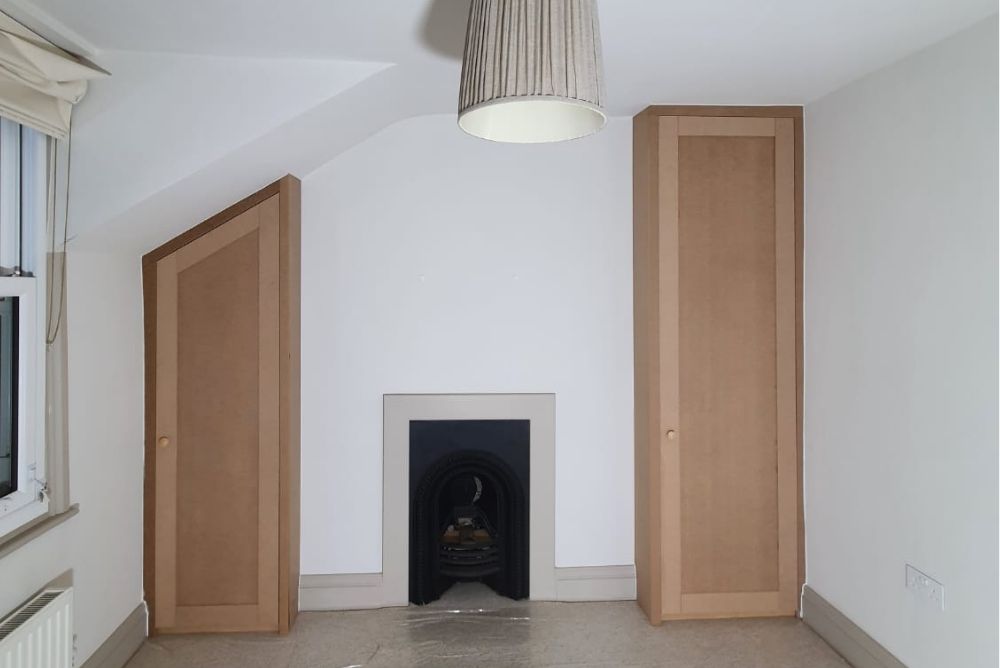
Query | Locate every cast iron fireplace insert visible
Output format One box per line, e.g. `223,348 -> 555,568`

409,419 -> 529,605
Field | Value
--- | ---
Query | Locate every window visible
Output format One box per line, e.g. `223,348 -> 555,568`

1,294 -> 20,497
0,117 -> 49,537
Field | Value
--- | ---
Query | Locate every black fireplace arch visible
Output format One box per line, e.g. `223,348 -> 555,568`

410,449 -> 528,604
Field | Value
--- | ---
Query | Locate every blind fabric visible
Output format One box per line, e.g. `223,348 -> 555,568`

0,13 -> 106,139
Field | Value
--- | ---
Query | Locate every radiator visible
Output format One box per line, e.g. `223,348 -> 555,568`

0,589 -> 73,668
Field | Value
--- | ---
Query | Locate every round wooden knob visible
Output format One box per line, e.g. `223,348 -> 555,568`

157,436 -> 170,448
665,430 -> 677,440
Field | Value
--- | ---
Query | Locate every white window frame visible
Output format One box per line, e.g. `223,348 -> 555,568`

0,277 -> 46,534
0,118 -> 49,539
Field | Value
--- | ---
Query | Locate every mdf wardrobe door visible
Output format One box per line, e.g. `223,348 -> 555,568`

153,195 -> 281,633
635,110 -> 800,623
660,115 -> 798,619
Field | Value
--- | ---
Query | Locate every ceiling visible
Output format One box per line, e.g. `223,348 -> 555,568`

10,0 -> 998,110
3,0 -> 993,251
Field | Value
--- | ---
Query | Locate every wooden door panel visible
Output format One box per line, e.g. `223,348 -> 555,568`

678,116 -> 776,137
677,133 -> 779,595
774,119 -> 799,614
656,116 -> 682,617
176,226 -> 260,608
154,253 -> 178,628
154,195 -> 280,632
657,116 -> 798,619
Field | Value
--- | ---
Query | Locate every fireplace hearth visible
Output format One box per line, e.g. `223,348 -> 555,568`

409,420 -> 529,605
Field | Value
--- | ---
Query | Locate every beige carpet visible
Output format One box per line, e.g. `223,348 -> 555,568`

126,583 -> 849,667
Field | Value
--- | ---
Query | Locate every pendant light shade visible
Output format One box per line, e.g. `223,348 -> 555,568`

458,0 -> 606,143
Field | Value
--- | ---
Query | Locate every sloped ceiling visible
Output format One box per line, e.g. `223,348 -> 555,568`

69,52 -> 388,238
1,0 -> 994,249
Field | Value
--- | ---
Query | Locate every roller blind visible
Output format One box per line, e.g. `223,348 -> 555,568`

0,12 -> 105,139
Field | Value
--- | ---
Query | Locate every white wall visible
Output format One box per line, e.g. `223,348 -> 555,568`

0,248 -> 144,664
69,51 -> 385,237
804,15 -> 998,668
300,115 -> 634,574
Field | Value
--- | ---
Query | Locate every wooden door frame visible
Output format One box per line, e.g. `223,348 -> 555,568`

633,106 -> 804,623
142,175 -> 301,634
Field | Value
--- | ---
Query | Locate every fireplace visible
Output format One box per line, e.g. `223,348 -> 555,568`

409,420 -> 529,604
297,394 -> 636,612
378,394 -> 556,606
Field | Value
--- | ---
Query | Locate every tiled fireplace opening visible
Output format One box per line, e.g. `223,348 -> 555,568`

409,420 -> 529,604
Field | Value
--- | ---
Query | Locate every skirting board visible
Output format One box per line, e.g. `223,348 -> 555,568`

80,603 -> 147,668
553,565 -> 637,602
299,573 -> 385,611
801,585 -> 907,668
299,565 -> 637,611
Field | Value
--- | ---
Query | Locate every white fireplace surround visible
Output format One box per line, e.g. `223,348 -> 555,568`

299,393 -> 636,609
384,393 -> 555,603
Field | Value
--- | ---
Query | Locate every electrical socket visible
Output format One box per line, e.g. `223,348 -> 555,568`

906,564 -> 944,611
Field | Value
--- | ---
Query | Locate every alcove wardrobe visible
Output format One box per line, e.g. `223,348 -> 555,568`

142,176 -> 301,634
633,107 -> 804,623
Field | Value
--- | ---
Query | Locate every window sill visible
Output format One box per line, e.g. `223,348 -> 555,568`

0,504 -> 78,561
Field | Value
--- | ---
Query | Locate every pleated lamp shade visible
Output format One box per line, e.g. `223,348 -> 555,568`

458,0 -> 606,143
